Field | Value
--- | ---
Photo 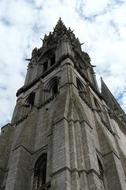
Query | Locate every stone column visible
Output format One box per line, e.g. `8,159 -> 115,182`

51,119 -> 71,190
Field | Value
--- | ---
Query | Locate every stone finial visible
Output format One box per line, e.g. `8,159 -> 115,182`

54,17 -> 67,34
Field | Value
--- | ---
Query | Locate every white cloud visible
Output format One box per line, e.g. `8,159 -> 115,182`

0,0 -> 126,127
76,0 -> 110,16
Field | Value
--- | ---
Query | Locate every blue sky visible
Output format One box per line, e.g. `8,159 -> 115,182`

0,0 -> 126,127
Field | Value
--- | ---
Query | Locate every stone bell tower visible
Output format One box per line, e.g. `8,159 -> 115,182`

1,18 -> 126,190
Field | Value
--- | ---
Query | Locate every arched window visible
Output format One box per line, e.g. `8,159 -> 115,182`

43,77 -> 59,103
25,92 -> 35,107
51,82 -> 58,97
33,153 -> 47,189
48,77 -> 59,97
76,78 -> 85,100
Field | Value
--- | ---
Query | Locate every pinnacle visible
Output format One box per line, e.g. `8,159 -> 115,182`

54,17 -> 67,33
41,18 -> 81,49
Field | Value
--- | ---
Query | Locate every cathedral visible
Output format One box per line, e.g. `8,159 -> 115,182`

0,18 -> 126,190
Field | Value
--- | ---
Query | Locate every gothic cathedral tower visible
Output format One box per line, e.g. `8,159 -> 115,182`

0,19 -> 126,190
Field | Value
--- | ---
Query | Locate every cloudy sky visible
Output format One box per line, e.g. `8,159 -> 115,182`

0,0 -> 126,127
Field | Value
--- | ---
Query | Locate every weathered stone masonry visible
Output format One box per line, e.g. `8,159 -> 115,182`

0,18 -> 126,190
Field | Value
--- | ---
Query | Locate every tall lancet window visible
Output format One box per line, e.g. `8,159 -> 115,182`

27,92 -> 35,107
49,77 -> 59,98
76,78 -> 85,100
33,153 -> 47,189
51,81 -> 58,97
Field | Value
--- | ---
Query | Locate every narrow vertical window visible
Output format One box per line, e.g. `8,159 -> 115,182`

25,92 -> 35,107
50,77 -> 59,98
50,54 -> 55,66
33,153 -> 47,189
76,78 -> 85,100
51,82 -> 58,97
43,61 -> 48,72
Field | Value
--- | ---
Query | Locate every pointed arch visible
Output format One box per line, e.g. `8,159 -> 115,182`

46,76 -> 59,90
44,76 -> 60,101
33,153 -> 47,189
26,92 -> 35,107
76,78 -> 86,100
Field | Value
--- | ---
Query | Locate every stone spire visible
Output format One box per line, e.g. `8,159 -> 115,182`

42,18 -> 81,50
1,18 -> 126,190
53,17 -> 67,35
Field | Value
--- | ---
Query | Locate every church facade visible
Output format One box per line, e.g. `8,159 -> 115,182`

0,19 -> 126,190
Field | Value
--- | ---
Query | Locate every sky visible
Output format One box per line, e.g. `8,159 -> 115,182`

0,0 -> 126,127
